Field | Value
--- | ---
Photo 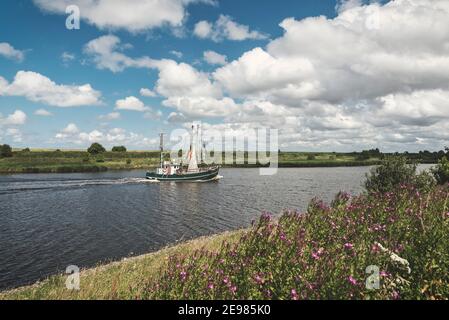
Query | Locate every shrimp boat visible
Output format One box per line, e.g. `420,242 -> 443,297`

146,125 -> 220,182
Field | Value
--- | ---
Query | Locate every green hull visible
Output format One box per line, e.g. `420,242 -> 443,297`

146,167 -> 220,182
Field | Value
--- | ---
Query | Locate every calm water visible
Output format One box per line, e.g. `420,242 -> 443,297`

0,166 -> 431,290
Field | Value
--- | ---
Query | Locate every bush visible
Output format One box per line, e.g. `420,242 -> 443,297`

87,142 -> 106,155
432,156 -> 449,185
22,148 -> 31,152
112,146 -> 127,152
365,156 -> 421,193
126,159 -> 132,165
307,154 -> 316,161
0,144 -> 13,158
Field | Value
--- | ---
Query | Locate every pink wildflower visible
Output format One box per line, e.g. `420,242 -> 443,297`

348,276 -> 357,286
291,289 -> 299,300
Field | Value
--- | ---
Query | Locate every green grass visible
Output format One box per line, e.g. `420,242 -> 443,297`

1,183 -> 448,300
0,150 -> 384,173
0,231 -> 244,300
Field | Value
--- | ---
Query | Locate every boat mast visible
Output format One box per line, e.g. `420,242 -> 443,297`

159,133 -> 164,168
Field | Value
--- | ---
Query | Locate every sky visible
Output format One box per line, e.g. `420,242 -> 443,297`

0,0 -> 448,152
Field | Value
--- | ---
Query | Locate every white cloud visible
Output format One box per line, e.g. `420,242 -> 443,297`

34,108 -> 53,116
140,88 -> 157,97
54,124 -> 159,148
202,0 -> 449,151
77,1 -> 449,151
0,42 -> 25,62
84,35 -> 158,73
193,21 -> 213,38
0,110 -> 27,126
169,50 -> 183,58
194,15 -> 268,42
33,0 -> 217,33
115,96 -> 151,112
61,51 -> 75,63
63,123 -> 79,134
0,71 -> 102,107
154,60 -> 222,98
203,50 -> 227,65
98,112 -> 121,121
335,0 -> 363,13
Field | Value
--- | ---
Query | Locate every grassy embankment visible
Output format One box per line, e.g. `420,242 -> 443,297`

0,149 -> 384,173
1,183 -> 448,300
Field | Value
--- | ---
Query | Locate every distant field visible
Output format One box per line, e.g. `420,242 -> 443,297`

0,149 -> 435,173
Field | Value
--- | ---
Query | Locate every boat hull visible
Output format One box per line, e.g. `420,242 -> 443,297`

146,167 -> 220,182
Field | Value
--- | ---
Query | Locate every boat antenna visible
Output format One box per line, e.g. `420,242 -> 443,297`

159,132 -> 164,168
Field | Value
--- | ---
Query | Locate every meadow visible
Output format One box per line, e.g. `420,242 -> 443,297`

0,149 -> 388,173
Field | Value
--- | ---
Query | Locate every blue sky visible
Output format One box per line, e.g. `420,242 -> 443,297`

1,0 -> 448,152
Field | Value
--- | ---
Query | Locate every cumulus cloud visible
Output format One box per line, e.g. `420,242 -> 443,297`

33,0 -> 217,33
0,71 -> 102,107
115,96 -> 151,112
0,42 -> 25,62
194,15 -> 268,42
54,124 -> 159,148
0,110 -> 27,143
200,0 -> 449,151
203,50 -> 227,65
79,1 -> 449,151
0,110 -> 27,126
140,88 -> 157,97
83,35 -> 158,73
34,108 -> 53,116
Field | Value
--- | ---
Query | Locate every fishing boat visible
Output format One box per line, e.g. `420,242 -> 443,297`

146,125 -> 220,182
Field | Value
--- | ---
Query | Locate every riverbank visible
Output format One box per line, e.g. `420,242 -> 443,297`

0,230 -> 244,299
0,149 -> 436,173
1,183 -> 447,300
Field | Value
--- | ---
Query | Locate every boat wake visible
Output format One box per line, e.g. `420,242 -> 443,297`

0,177 -> 159,194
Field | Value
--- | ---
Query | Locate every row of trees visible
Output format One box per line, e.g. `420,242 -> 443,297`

0,143 -> 127,158
86,143 -> 127,154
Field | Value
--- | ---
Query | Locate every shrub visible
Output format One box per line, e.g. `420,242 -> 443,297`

22,147 -> 31,152
432,156 -> 449,185
0,144 -> 13,158
364,156 -> 418,193
112,146 -> 127,152
307,154 -> 316,161
87,142 -> 106,155
126,159 -> 132,165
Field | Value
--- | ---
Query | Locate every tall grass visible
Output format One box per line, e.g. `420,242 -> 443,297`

145,184 -> 449,300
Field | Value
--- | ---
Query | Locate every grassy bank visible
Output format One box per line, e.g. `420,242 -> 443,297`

0,149 -> 396,173
0,231 -> 244,300
1,183 -> 448,300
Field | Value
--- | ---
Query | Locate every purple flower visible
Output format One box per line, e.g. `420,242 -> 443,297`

348,276 -> 357,286
207,282 -> 214,290
392,290 -> 400,300
344,243 -> 354,250
311,248 -> 324,260
291,289 -> 299,300
254,274 -> 264,285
